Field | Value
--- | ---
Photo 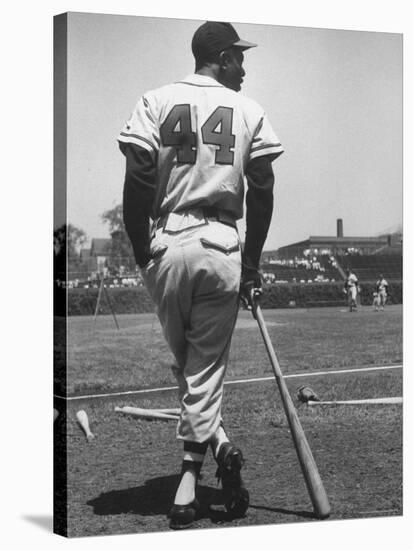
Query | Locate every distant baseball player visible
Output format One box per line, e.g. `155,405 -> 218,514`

376,274 -> 389,311
372,291 -> 380,311
344,268 -> 359,312
118,21 -> 283,529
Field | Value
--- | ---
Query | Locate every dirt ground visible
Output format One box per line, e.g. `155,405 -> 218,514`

54,366 -> 402,537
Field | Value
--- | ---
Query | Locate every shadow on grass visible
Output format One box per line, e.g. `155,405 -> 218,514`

87,474 -> 312,524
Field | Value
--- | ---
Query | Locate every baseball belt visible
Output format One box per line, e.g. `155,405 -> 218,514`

153,207 -> 237,233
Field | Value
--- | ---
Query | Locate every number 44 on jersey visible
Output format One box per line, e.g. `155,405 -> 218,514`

160,105 -> 235,165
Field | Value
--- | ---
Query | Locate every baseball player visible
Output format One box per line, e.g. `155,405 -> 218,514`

344,268 -> 359,312
372,291 -> 380,311
376,274 -> 389,311
118,21 -> 283,529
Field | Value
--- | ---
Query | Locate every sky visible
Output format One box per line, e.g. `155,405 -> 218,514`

59,12 -> 403,250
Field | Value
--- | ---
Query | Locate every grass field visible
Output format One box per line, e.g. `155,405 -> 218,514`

59,304 -> 402,396
54,305 -> 403,537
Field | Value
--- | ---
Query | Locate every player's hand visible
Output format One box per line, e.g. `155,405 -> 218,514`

133,248 -> 152,269
240,262 -> 262,309
138,256 -> 152,269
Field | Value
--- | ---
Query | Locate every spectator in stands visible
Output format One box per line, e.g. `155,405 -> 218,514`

344,268 -> 359,312
376,274 -> 389,311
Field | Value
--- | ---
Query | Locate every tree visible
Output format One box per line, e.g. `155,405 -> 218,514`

54,223 -> 87,280
54,223 -> 87,258
101,204 -> 124,234
101,204 -> 135,272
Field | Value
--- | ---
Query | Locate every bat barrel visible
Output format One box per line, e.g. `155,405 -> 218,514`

115,406 -> 179,420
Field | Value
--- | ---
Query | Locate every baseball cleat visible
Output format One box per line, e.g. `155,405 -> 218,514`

215,443 -> 249,518
169,498 -> 200,530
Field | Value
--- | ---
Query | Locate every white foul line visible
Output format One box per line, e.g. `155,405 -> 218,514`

55,364 -> 402,401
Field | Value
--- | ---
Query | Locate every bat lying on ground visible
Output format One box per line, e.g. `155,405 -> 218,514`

250,287 -> 331,519
308,397 -> 402,406
115,406 -> 180,420
155,408 -> 181,415
76,410 -> 95,441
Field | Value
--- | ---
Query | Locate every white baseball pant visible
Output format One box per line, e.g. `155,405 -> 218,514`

141,210 -> 241,443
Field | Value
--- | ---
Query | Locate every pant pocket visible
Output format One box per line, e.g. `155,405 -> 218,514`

199,237 -> 240,255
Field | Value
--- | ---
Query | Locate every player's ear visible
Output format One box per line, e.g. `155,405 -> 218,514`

219,49 -> 231,69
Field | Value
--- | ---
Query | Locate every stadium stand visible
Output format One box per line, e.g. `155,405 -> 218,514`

262,254 -> 342,284
337,254 -> 402,282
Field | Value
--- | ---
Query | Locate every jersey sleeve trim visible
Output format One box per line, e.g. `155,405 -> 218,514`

249,143 -> 284,161
118,132 -> 158,154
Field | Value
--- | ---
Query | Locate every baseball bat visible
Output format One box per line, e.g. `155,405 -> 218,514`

76,410 -> 95,441
251,290 -> 331,519
153,408 -> 181,415
114,406 -> 179,421
308,397 -> 402,406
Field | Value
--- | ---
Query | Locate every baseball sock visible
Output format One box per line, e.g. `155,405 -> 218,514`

210,424 -> 230,459
174,442 -> 207,505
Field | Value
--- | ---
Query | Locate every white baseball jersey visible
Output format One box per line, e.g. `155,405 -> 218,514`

347,273 -> 358,287
377,278 -> 388,293
118,74 -> 283,220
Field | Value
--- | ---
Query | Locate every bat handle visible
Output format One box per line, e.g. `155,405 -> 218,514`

252,288 -> 262,300
248,286 -> 262,319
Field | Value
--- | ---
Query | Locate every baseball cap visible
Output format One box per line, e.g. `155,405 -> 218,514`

192,21 -> 257,61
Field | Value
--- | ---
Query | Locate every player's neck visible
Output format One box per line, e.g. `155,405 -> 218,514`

195,66 -> 219,82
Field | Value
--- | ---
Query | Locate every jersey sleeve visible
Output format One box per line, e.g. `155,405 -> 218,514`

249,111 -> 284,162
117,93 -> 160,161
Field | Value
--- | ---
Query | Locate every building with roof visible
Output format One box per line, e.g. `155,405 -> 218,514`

80,238 -> 111,274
